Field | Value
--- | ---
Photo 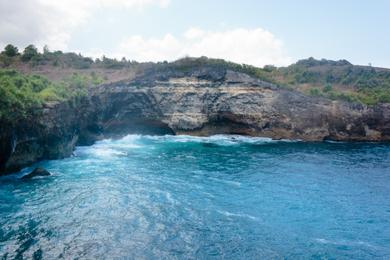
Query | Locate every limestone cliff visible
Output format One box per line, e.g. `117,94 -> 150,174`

1,68 -> 389,174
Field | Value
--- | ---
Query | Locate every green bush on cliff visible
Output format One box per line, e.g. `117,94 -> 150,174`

35,73 -> 98,103
2,44 -> 19,57
273,58 -> 390,105
166,56 -> 276,83
323,83 -> 333,92
0,70 -> 45,123
0,70 -> 101,125
308,88 -> 321,96
21,45 -> 39,62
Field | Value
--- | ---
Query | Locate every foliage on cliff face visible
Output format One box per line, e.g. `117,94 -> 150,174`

0,69 -> 103,125
0,70 -> 44,123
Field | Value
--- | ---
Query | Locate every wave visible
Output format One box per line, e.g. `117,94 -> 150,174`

131,134 -> 299,146
2,134 -> 299,177
74,136 -> 143,158
217,210 -> 259,221
71,134 -> 301,159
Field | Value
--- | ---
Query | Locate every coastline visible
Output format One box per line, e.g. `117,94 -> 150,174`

1,71 -> 389,175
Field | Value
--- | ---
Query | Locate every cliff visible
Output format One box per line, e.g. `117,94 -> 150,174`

1,67 -> 390,175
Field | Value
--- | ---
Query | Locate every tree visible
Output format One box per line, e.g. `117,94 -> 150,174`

3,44 -> 19,57
43,45 -> 50,54
21,44 -> 39,61
263,65 -> 276,72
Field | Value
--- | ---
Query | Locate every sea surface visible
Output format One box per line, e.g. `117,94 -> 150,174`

0,135 -> 389,259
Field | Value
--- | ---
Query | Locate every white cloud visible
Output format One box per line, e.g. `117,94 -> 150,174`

97,0 -> 170,8
117,34 -> 182,62
0,0 -> 170,50
184,27 -> 206,40
116,27 -> 292,67
0,0 -> 291,67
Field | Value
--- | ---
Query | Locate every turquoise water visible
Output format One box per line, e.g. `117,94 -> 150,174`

1,135 -> 390,259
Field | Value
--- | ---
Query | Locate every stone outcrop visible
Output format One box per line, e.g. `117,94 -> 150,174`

21,167 -> 51,179
0,101 -> 80,174
1,68 -> 389,175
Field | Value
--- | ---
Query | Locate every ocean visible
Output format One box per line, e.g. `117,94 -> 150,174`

1,135 -> 389,259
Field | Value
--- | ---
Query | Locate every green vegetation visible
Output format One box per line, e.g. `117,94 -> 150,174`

168,57 -> 390,104
0,69 -> 103,125
1,44 -> 390,106
157,56 -> 276,83
0,44 -> 138,70
0,70 -> 46,123
323,83 -> 333,92
21,44 -> 39,61
274,58 -> 390,104
2,44 -> 19,57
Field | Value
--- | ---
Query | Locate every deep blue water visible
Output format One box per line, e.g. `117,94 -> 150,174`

1,135 -> 390,259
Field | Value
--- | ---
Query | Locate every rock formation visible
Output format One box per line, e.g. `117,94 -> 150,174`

21,167 -> 51,179
1,67 -> 389,175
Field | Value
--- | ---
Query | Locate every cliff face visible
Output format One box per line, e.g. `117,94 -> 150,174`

1,69 -> 390,175
84,69 -> 390,141
0,102 -> 80,173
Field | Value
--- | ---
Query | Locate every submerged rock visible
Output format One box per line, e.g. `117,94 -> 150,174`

21,167 -> 51,179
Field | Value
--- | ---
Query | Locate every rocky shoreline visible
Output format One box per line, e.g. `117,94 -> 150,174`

1,69 -> 389,175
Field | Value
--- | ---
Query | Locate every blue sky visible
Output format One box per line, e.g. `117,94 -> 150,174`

1,0 -> 389,67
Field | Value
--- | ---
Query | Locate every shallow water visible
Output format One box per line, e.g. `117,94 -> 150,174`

1,135 -> 390,259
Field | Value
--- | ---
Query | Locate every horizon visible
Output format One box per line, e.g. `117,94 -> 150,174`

1,0 -> 389,68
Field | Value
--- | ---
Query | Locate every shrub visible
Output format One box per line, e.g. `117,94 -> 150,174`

0,70 -> 96,125
0,70 -> 44,123
0,54 -> 13,67
21,44 -> 39,61
3,44 -> 19,57
309,88 -> 321,96
263,65 -> 276,72
323,83 -> 333,92
101,56 -> 125,69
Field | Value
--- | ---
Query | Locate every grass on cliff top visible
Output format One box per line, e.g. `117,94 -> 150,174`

273,58 -> 390,104
165,56 -> 276,83
0,69 -> 103,125
165,57 -> 390,104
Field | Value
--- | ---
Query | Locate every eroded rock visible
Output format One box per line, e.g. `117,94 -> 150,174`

21,167 -> 51,179
1,68 -> 389,175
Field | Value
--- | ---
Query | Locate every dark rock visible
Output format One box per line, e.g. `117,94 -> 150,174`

21,167 -> 51,179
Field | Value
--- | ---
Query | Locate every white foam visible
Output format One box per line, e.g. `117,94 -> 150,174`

92,148 -> 127,158
139,134 -> 295,146
217,210 -> 259,221
73,134 -> 298,159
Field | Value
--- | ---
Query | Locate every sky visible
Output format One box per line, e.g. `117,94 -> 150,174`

0,0 -> 389,68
